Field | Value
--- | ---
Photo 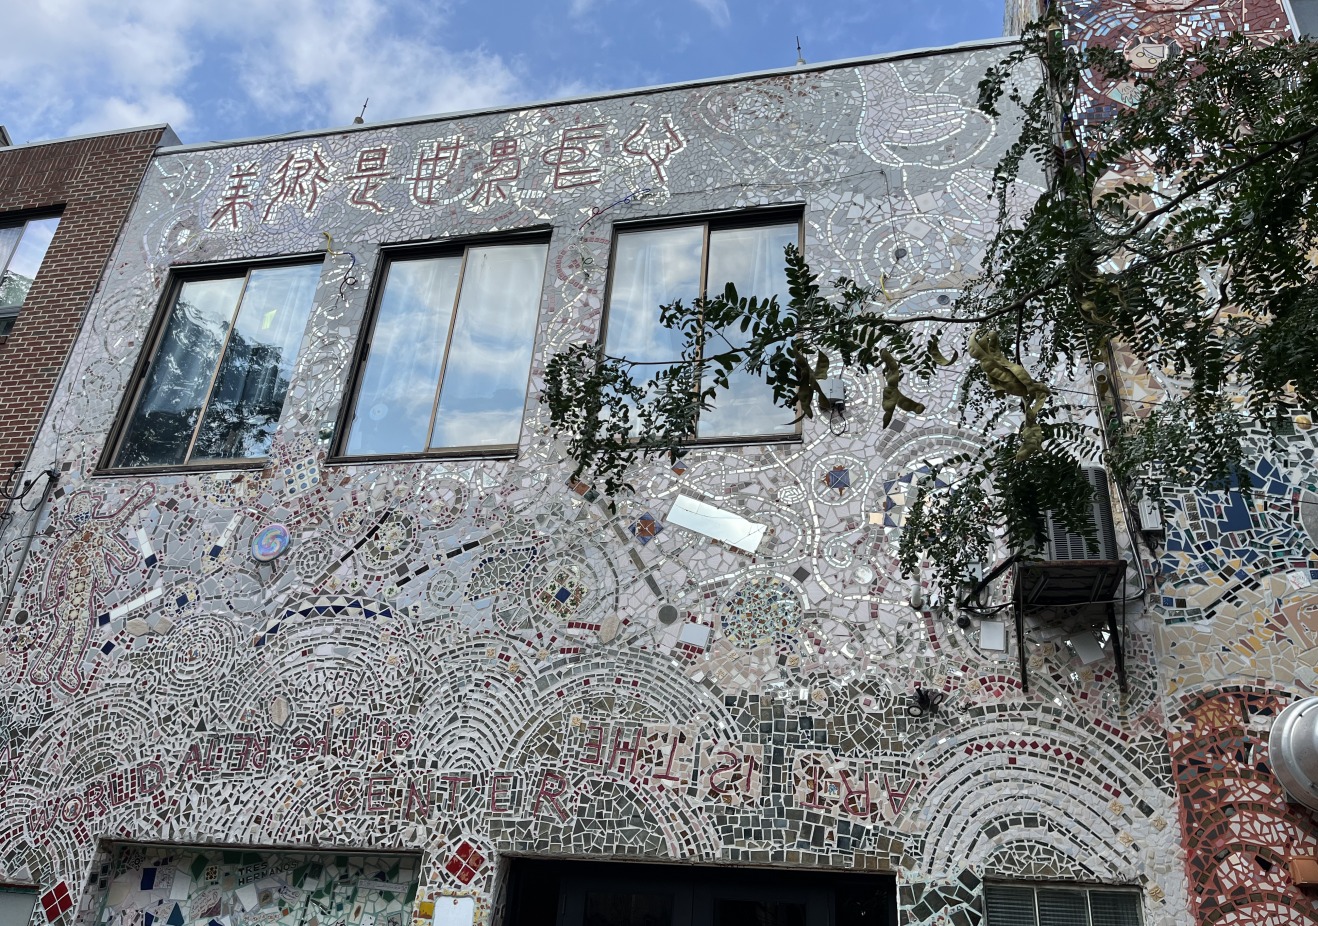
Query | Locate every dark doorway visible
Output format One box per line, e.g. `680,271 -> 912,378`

501,858 -> 896,926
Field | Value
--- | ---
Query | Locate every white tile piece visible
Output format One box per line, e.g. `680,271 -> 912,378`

979,619 -> 1007,651
1070,631 -> 1106,665
667,494 -> 766,552
678,622 -> 712,649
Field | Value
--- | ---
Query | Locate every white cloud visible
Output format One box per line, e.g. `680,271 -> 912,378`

569,0 -> 601,15
230,0 -> 523,130
69,94 -> 194,138
0,0 -> 200,140
0,0 -> 527,144
691,0 -> 731,27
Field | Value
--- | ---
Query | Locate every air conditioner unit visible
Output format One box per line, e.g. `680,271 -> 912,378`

1039,466 -> 1119,562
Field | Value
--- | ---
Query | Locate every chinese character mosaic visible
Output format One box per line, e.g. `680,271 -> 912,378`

0,28 -> 1312,926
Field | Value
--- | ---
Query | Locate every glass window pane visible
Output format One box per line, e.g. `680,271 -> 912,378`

698,223 -> 798,439
345,256 -> 462,456
115,277 -> 246,467
0,888 -> 39,926
605,226 -> 703,364
192,263 -> 321,461
1036,889 -> 1087,926
712,898 -> 807,926
984,885 -> 1038,926
430,243 -> 547,448
583,891 -> 673,926
0,217 -> 59,308
0,225 -> 22,275
1294,0 -> 1318,37
1088,892 -> 1140,926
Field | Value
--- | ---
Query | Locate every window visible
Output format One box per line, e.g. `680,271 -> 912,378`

984,883 -> 1142,926
0,885 -> 39,926
111,261 -> 322,468
91,845 -> 420,926
341,238 -> 549,457
602,213 -> 801,440
1292,0 -> 1318,36
0,215 -> 61,337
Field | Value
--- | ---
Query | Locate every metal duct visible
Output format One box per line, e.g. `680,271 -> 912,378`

1270,696 -> 1318,812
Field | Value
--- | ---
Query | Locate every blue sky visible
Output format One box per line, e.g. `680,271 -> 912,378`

2,0 -> 1006,147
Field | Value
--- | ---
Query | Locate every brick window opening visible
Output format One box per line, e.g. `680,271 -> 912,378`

0,214 -> 61,337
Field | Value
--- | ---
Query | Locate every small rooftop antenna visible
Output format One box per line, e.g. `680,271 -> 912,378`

795,37 -> 806,67
353,98 -> 369,125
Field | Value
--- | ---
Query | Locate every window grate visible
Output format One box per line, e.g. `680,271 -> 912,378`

984,883 -> 1142,926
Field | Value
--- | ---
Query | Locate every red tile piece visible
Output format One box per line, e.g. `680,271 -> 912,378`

41,883 -> 73,922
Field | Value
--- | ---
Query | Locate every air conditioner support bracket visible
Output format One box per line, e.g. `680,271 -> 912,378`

1012,559 -> 1130,696
1015,602 -> 1127,695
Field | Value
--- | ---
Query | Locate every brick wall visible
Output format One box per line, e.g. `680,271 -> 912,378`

0,127 -> 173,493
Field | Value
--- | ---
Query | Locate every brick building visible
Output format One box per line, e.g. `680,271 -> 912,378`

0,125 -> 179,496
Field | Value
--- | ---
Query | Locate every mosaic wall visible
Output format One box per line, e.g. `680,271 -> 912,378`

0,41 -> 1204,926
76,848 -> 421,926
1061,0 -> 1295,126
1112,352 -> 1318,925
1072,0 -> 1318,922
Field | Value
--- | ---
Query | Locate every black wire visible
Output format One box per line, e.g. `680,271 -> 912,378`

19,470 -> 57,511
1,467 -> 56,506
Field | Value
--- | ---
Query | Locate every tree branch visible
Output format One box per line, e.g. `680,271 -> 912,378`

1121,124 -> 1318,238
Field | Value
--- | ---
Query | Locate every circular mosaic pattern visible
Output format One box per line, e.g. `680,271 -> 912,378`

426,569 -> 460,605
719,575 -> 804,652
333,504 -> 368,537
358,511 -> 418,571
424,477 -> 471,529
165,615 -> 238,687
224,571 -> 264,616
777,485 -> 806,505
823,536 -> 856,569
251,524 -> 291,562
288,539 -> 336,585
812,454 -> 869,507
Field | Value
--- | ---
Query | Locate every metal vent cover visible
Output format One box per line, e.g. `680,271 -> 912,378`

1270,696 -> 1318,811
1043,466 -> 1119,561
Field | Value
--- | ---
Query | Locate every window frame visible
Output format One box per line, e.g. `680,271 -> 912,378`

331,227 -> 552,464
0,882 -> 40,926
0,209 -> 63,338
598,205 -> 806,446
100,253 -> 325,475
983,880 -> 1144,926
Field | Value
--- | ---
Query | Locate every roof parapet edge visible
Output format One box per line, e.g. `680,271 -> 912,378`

0,124 -> 179,153
157,36 -> 1021,156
